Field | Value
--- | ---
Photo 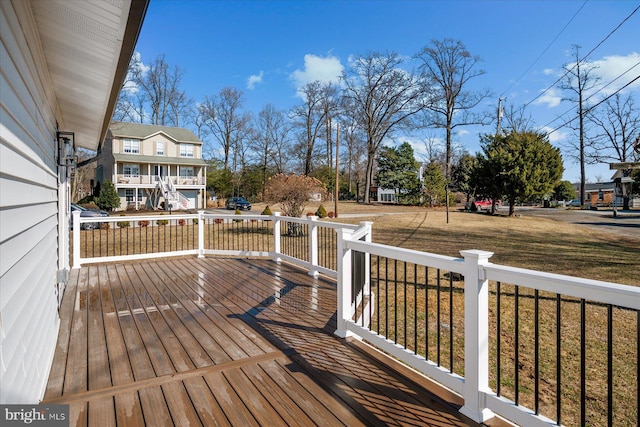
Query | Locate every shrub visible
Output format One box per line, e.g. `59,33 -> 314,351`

192,218 -> 199,225
116,214 -> 130,228
214,218 -> 224,224
156,214 -> 168,226
328,212 -> 334,218
264,173 -> 327,217
138,220 -> 149,227
234,208 -> 243,222
315,205 -> 327,218
261,205 -> 273,216
178,219 -> 186,226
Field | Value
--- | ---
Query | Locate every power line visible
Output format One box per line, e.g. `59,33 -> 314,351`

518,4 -> 639,112
540,60 -> 640,130
499,0 -> 588,98
545,73 -> 640,135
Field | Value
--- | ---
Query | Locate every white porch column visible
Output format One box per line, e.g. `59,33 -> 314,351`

460,249 -> 495,423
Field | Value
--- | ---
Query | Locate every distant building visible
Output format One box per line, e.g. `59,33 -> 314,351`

95,122 -> 208,210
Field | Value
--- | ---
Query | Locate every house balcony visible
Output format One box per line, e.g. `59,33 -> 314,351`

115,174 -> 205,187
55,212 -> 640,426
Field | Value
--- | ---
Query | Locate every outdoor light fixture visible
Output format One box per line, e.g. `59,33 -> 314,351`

57,131 -> 77,177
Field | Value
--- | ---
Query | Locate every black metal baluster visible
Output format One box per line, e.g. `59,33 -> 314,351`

557,293 -> 562,426
581,298 -> 586,425
607,304 -> 613,427
515,285 -> 519,405
414,264 -> 418,355
497,281 -> 501,397
534,289 -> 539,415
437,269 -> 441,367
449,273 -> 454,373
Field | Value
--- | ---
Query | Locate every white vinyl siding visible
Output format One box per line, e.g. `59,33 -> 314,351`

0,1 -> 64,403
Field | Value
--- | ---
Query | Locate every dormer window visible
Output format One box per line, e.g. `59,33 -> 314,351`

156,141 -> 164,156
123,139 -> 140,154
180,144 -> 194,158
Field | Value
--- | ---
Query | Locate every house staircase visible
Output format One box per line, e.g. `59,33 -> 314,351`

157,176 -> 189,210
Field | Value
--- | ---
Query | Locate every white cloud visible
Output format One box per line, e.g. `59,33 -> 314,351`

290,54 -> 344,92
247,71 -> 264,90
591,52 -> 640,96
542,68 -> 555,76
541,126 -> 568,144
534,87 -> 562,108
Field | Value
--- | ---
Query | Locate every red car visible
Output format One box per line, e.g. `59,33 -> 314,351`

472,199 -> 500,211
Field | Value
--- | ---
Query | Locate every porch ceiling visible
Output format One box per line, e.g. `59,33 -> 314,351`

30,0 -> 148,151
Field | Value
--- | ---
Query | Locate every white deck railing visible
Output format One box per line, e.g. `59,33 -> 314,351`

72,211 -> 639,426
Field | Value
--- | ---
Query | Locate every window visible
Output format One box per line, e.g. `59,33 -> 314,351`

156,141 -> 164,156
180,144 -> 194,158
125,189 -> 142,203
123,164 -> 140,177
179,167 -> 194,177
123,139 -> 140,154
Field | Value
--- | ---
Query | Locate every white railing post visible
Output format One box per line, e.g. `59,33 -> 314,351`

308,216 -> 319,277
335,227 -> 354,338
360,221 -> 373,296
460,249 -> 495,423
273,212 -> 282,262
72,210 -> 81,269
197,210 -> 205,258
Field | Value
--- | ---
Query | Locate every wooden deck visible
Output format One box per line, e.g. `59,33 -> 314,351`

42,257 -> 490,426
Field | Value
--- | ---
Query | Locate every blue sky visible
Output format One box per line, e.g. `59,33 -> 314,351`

134,0 -> 640,183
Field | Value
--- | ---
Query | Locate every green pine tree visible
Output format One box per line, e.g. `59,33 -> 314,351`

96,180 -> 120,211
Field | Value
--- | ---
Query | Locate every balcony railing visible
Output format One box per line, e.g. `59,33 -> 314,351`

71,211 -> 640,426
115,174 -> 205,185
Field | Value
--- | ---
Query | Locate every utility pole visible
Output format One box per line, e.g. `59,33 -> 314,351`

496,97 -> 505,134
334,123 -> 340,218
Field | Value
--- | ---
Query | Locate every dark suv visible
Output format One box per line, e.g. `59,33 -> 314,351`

225,197 -> 251,210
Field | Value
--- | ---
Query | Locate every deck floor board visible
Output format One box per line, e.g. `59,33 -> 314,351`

43,257 -> 485,426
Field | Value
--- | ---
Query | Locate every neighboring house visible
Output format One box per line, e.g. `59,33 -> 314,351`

96,122 -> 208,210
0,0 -> 147,403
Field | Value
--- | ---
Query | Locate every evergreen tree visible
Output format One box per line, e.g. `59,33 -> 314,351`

475,131 -> 563,216
376,142 -> 421,204
553,180 -> 577,201
96,180 -> 120,211
422,162 -> 447,207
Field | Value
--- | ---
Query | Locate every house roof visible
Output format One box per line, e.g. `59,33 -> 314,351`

109,122 -> 202,144
30,0 -> 149,151
113,153 -> 208,166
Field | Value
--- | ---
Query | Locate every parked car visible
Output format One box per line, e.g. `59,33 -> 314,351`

225,197 -> 251,210
71,203 -> 109,229
472,199 -> 500,211
567,199 -> 581,207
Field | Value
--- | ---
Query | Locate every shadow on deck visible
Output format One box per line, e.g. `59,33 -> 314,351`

42,257 -> 503,426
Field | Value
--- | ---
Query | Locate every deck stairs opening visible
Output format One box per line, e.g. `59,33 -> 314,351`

157,175 -> 188,210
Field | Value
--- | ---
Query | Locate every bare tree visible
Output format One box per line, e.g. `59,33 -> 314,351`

588,93 -> 640,163
320,83 -> 340,168
558,45 -> 601,205
588,93 -> 640,209
415,38 -> 493,180
251,104 -> 293,193
501,103 -> 536,134
130,54 -> 191,126
341,51 -> 429,203
201,87 -> 252,171
289,81 -> 330,175
339,97 -> 367,200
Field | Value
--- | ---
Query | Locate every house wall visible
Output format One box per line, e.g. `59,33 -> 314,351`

0,1 -> 64,403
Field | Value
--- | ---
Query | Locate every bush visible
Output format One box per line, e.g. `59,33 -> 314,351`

261,205 -> 273,216
96,179 -> 120,211
156,214 -> 168,226
234,208 -> 243,222
315,205 -> 327,218
138,220 -> 149,227
116,214 -> 130,228
328,212 -> 335,218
